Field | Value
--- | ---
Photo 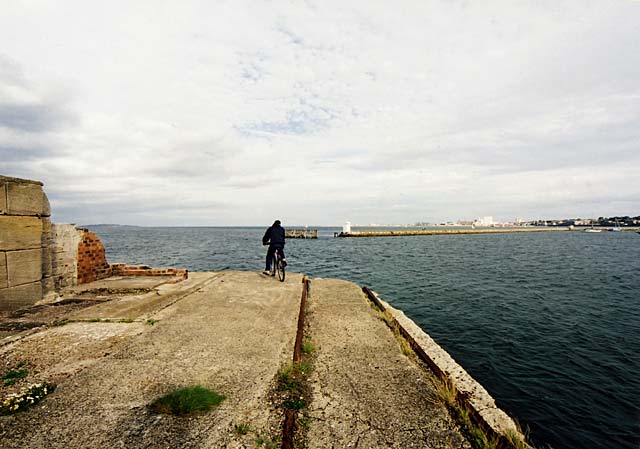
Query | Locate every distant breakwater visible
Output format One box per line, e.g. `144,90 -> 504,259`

338,227 -> 569,237
337,227 -> 640,237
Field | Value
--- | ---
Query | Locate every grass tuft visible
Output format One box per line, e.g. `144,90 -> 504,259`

145,319 -> 158,326
504,427 -> 533,449
278,362 -> 312,393
432,377 -> 503,449
301,338 -> 316,355
433,377 -> 458,408
233,422 -> 251,435
150,385 -> 225,415
283,397 -> 306,410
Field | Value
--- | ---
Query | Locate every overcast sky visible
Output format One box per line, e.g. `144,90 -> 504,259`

1,1 -> 639,226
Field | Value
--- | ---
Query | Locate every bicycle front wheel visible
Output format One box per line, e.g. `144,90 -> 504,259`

277,259 -> 285,282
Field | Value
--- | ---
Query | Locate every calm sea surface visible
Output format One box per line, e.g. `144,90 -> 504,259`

90,226 -> 640,449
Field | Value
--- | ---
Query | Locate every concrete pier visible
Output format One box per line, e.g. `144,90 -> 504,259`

285,229 -> 318,239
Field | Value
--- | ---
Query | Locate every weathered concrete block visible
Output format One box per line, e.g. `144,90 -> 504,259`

7,249 -> 43,287
51,224 -> 82,288
0,251 -> 7,289
7,181 -> 46,216
0,181 -> 7,215
0,281 -> 42,312
0,216 -> 43,250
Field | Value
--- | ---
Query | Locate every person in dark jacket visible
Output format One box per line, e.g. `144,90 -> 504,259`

262,220 -> 286,274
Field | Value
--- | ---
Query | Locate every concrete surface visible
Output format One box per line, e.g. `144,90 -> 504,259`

0,271 -> 304,448
67,275 -> 179,294
306,278 -> 469,449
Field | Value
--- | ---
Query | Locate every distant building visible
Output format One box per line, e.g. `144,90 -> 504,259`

474,216 -> 495,226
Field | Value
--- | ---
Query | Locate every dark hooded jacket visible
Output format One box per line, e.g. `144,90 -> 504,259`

262,222 -> 285,246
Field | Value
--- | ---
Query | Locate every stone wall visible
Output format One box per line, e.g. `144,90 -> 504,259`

0,176 -> 52,311
1,175 -> 189,311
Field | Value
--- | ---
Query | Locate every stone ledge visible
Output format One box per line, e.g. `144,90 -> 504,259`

110,263 -> 188,283
364,288 -> 531,448
0,175 -> 43,186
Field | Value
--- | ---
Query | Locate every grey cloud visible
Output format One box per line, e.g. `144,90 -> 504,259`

0,56 -> 75,133
0,102 -> 72,132
342,101 -> 640,176
49,189 -> 230,226
224,176 -> 277,189
147,140 -> 237,180
0,145 -> 49,161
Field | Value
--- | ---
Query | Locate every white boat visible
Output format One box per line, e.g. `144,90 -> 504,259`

609,219 -> 622,232
584,219 -> 602,233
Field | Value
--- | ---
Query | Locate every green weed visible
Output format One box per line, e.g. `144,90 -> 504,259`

233,422 -> 251,435
301,339 -> 315,355
283,397 -> 306,410
2,363 -> 28,386
150,385 -> 225,415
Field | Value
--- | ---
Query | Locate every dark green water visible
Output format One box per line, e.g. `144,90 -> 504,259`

91,226 -> 640,449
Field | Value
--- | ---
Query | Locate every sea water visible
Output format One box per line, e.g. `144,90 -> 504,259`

90,226 -> 640,449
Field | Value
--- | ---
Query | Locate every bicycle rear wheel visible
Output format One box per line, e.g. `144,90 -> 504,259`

270,255 -> 277,277
277,258 -> 285,282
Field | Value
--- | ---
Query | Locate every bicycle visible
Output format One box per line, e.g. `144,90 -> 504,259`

269,247 -> 286,282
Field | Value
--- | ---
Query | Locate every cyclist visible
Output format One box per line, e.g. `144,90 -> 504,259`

262,220 -> 287,275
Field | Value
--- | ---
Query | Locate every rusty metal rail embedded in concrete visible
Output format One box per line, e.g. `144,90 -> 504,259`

362,286 -> 532,449
282,276 -> 310,449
